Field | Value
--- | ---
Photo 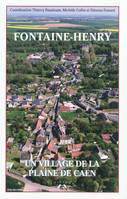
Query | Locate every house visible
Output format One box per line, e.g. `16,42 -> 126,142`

48,110 -> 54,117
7,95 -> 12,101
97,146 -> 108,160
7,85 -> 11,92
41,110 -> 47,117
68,143 -> 83,152
59,135 -> 74,145
6,162 -> 14,170
59,106 -> 70,112
36,134 -> 48,147
38,94 -> 46,100
69,90 -> 77,96
108,90 -> 118,97
101,134 -> 112,140
20,152 -> 32,164
27,53 -> 42,63
108,98 -> 118,103
101,134 -> 112,143
88,94 -> 97,101
25,95 -> 32,101
45,118 -> 51,128
27,82 -> 38,88
8,101 -> 17,108
59,125 -> 66,134
42,51 -> 54,59
51,97 -> 56,104
98,151 -> 108,160
45,125 -> 52,136
19,95 -> 24,101
22,140 -> 32,152
47,140 -> 58,154
41,156 -> 45,161
79,95 -> 86,102
35,119 -> 43,132
47,118 -> 51,125
12,95 -> 19,101
53,138 -> 58,144
7,137 -> 14,145
32,99 -> 41,106
61,53 -> 80,64
71,151 -> 84,158
39,128 -> 46,136
21,100 -> 31,108
63,102 -> 79,112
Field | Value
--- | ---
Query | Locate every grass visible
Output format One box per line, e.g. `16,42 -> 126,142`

7,110 -> 25,122
7,148 -> 29,175
59,112 -> 78,122
42,189 -> 49,192
15,52 -> 27,59
6,175 -> 24,191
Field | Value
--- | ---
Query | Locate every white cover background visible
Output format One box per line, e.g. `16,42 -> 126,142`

0,0 -> 127,199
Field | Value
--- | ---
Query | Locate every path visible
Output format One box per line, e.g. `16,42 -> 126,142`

7,172 -> 73,192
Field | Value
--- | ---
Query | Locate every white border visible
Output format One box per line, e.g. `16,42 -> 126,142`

0,0 -> 127,199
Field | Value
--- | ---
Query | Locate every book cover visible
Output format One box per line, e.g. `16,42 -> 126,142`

6,5 -> 119,193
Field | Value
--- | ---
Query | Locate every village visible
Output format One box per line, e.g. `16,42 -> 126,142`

6,43 -> 118,191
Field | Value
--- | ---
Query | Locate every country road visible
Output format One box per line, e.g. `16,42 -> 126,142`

7,172 -> 73,192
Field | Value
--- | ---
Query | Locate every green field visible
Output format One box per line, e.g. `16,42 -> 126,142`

59,112 -> 79,122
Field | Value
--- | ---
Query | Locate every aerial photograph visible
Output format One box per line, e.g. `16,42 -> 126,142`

6,6 -> 119,192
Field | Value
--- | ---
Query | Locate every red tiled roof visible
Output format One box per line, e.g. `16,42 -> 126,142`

47,140 -> 57,153
7,95 -> 12,100
41,111 -> 47,117
101,134 -> 111,140
64,53 -> 72,56
36,119 -> 43,131
71,151 -> 84,158
47,118 -> 51,125
36,135 -> 46,142
41,156 -> 45,160
68,143 -> 83,151
69,90 -> 77,95
53,138 -> 58,143
60,106 -> 70,111
34,118 -> 38,122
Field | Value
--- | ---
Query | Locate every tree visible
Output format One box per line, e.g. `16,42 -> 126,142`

58,145 -> 66,153
18,130 -> 27,144
90,46 -> 96,62
83,51 -> 90,63
109,101 -> 118,109
76,177 -> 98,192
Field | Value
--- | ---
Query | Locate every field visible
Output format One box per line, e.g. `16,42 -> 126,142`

60,112 -> 79,122
99,29 -> 118,32
7,22 -> 87,30
7,19 -> 118,31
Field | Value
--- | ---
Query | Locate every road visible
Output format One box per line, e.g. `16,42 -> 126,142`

7,172 -> 73,192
